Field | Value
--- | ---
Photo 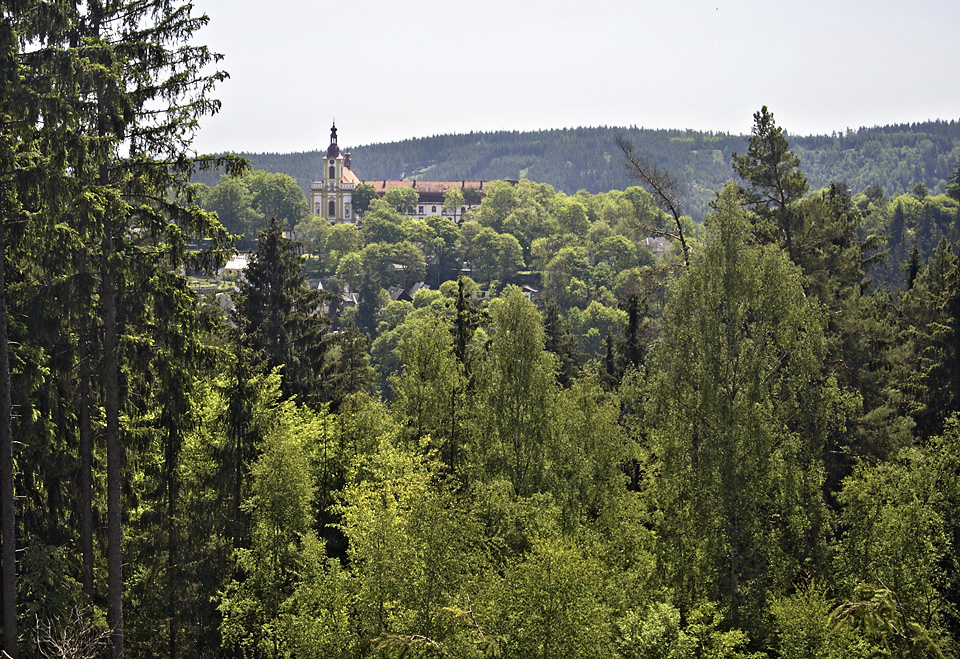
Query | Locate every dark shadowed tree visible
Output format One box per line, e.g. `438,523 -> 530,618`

234,218 -> 330,407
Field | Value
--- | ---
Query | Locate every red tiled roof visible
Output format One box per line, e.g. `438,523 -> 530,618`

342,167 -> 360,184
361,180 -> 487,193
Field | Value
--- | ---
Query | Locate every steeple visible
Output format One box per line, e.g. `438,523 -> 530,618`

325,122 -> 341,158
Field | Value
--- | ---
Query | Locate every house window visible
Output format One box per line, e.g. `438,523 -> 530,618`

329,200 -> 336,217
431,206 -> 437,213
418,206 -> 424,215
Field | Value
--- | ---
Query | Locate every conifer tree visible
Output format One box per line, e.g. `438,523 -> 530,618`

903,237 -> 960,437
235,217 -> 330,406
4,2 -> 238,656
732,106 -> 809,260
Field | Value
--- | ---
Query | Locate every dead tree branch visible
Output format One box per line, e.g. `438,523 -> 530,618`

615,135 -> 690,267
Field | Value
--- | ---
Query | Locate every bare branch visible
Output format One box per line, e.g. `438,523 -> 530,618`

616,135 -> 690,267
34,607 -> 111,659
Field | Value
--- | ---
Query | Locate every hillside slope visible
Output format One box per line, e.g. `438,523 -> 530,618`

193,121 -> 960,222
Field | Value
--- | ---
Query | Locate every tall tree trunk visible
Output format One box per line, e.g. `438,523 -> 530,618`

1,222 -> 18,658
166,422 -> 179,659
101,230 -> 123,659
79,329 -> 94,604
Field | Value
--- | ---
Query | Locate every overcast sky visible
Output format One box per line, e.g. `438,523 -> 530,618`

188,0 -> 960,155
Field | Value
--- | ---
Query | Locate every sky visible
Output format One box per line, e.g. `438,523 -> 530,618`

188,0 -> 960,155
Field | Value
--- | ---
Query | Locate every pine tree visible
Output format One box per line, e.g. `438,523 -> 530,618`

732,106 -> 809,260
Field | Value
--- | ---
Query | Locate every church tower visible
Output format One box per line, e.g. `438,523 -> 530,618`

310,123 -> 358,223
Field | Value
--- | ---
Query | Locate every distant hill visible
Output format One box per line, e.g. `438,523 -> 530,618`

193,121 -> 960,222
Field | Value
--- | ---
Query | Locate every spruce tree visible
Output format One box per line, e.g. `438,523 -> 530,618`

5,2 -> 238,655
235,218 -> 330,406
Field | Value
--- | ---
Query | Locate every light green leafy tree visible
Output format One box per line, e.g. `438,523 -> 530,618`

443,186 -> 466,218
205,176 -> 264,237
383,186 -> 419,214
362,199 -> 408,244
834,415 -> 960,654
477,180 -> 520,232
336,437 -> 482,649
244,170 -> 309,229
472,287 -> 557,495
617,601 -> 766,659
471,227 -> 524,283
390,312 -> 466,472
219,403 -> 320,659
492,537 -> 613,659
353,182 -> 379,216
646,184 -> 834,632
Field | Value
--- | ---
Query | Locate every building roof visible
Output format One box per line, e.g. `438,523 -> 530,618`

361,180 -> 487,193
342,167 -> 360,184
325,122 -> 341,158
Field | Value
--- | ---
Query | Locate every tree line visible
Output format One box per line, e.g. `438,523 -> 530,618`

192,121 -> 960,224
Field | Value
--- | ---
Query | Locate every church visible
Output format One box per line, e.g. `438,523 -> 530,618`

310,124 -> 488,224
310,123 -> 359,223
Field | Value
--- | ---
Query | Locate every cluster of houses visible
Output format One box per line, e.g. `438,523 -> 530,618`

207,123 -> 672,315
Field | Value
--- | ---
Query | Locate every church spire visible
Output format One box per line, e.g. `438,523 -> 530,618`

325,121 -> 341,158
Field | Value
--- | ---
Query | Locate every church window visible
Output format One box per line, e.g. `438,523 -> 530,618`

329,200 -> 336,217
314,202 -> 321,215
329,164 -> 335,179
345,204 -> 351,219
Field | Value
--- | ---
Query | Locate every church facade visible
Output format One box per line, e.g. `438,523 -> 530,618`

310,123 -> 358,223
311,124 -> 487,225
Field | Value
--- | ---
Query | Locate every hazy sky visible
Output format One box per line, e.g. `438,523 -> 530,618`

188,0 -> 960,154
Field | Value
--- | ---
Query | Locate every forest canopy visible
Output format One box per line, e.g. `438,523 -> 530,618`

1,1 -> 960,657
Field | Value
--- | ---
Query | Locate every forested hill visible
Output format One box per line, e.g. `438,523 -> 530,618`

195,120 -> 960,222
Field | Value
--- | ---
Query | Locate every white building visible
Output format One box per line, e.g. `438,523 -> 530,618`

310,123 -> 488,224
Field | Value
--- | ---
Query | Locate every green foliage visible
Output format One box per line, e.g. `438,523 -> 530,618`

336,437 -> 483,647
472,287 -> 557,495
204,169 -> 308,238
390,311 -> 466,470
353,182 -> 379,215
836,416 -> 960,648
234,218 -> 331,406
493,537 -> 613,659
900,237 -> 960,437
383,186 -> 419,214
829,585 -> 947,659
770,586 -> 855,659
646,185 -> 833,632
219,402 -> 321,657
617,601 -> 766,659
9,37 -> 960,659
